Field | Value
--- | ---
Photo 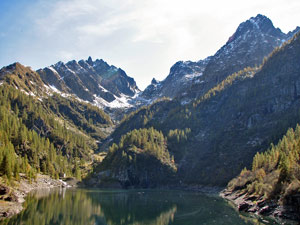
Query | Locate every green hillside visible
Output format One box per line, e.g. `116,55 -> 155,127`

107,32 -> 300,186
0,63 -> 113,182
90,127 -> 177,188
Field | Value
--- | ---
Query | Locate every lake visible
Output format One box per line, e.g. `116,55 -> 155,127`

0,188 -> 288,225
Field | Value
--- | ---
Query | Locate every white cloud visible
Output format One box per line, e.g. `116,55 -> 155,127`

5,0 -> 300,89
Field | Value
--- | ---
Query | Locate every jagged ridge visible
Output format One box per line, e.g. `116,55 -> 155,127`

37,57 -> 140,109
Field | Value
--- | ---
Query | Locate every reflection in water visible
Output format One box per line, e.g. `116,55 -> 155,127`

0,189 -> 283,225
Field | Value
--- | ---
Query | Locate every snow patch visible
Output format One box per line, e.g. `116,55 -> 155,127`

93,93 -> 133,109
181,99 -> 191,105
98,85 -> 109,92
20,89 -> 29,95
49,85 -> 62,94
65,66 -> 76,75
195,80 -> 204,84
184,72 -> 203,80
250,18 -> 260,30
48,66 -> 59,75
28,92 -> 36,97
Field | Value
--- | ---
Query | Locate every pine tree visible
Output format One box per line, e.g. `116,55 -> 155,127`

74,162 -> 81,181
2,154 -> 12,180
14,162 -> 20,180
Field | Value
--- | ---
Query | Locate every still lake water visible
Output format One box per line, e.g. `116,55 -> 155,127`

0,188 -> 288,225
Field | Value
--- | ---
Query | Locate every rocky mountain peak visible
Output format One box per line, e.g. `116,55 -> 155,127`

54,61 -> 64,68
37,57 -> 140,112
196,14 -> 296,101
87,56 -> 93,65
227,14 -> 284,45
141,14 -> 299,104
169,61 -> 188,76
151,78 -> 159,85
287,26 -> 300,38
0,62 -> 48,96
141,58 -> 210,101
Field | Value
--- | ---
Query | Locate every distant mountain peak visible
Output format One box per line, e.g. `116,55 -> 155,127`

151,78 -> 159,85
141,14 -> 299,104
250,14 -> 269,24
0,62 -> 48,96
287,26 -> 300,38
0,62 -> 32,77
87,56 -> 93,65
37,57 -> 140,112
227,14 -> 283,45
54,61 -> 64,68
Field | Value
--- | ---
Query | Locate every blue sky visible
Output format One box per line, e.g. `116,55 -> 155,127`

1,0 -> 299,90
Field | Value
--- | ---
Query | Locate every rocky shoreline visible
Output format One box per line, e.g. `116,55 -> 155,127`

2,174 -> 299,223
0,174 -> 74,218
220,189 -> 300,223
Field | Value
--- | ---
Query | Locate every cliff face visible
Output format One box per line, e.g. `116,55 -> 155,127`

180,34 -> 300,185
87,128 -> 177,188
102,155 -> 176,188
141,15 -> 298,104
141,58 -> 210,100
37,57 -> 139,109
111,33 -> 300,186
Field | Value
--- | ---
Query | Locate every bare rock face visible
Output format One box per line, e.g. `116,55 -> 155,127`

141,14 -> 299,103
221,189 -> 300,222
37,57 -> 139,105
111,31 -> 300,186
141,58 -> 210,100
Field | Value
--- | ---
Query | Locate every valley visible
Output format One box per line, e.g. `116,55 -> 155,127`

0,14 -> 300,223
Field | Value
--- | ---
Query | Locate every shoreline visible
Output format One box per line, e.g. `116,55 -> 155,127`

4,177 -> 298,224
0,174 -> 74,218
1,178 -> 222,219
220,188 -> 300,224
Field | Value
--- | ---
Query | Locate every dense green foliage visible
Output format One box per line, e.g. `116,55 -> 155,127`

108,32 -> 300,185
167,128 -> 191,160
114,97 -> 173,139
96,128 -> 176,187
0,83 -> 112,181
0,86 -> 67,180
104,127 -> 175,170
44,93 -> 112,139
228,124 -> 300,201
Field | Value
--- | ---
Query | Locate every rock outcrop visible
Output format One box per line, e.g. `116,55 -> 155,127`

37,57 -> 139,109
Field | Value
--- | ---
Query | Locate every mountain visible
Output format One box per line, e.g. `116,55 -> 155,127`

0,62 -> 49,97
1,14 -> 299,191
141,57 -> 211,100
141,14 -> 299,102
0,62 -> 113,181
224,125 -> 300,220
87,128 -> 177,188
108,31 -> 300,186
37,57 -> 140,110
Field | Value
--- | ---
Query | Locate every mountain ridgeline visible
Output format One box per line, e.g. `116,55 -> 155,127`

105,28 -> 300,186
142,14 -> 300,102
87,128 -> 177,188
1,13 -> 300,199
0,63 -> 113,181
37,57 -> 139,110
